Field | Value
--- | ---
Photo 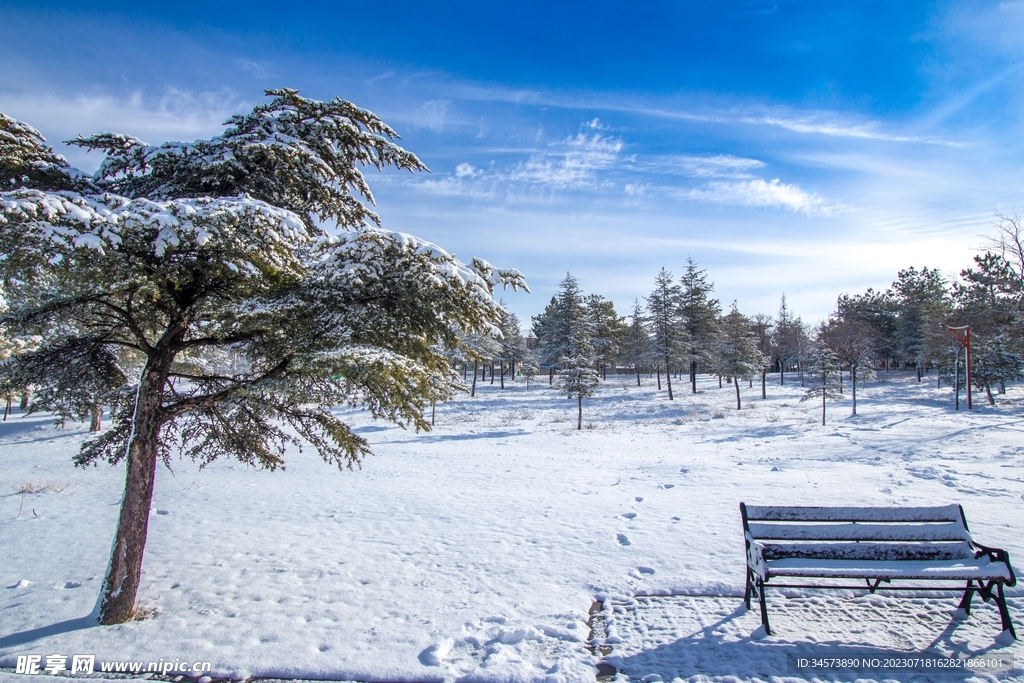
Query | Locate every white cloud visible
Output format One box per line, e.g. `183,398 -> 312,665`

0,88 -> 248,171
635,154 -> 765,178
504,131 -> 623,188
234,58 -> 276,79
417,127 -> 625,197
681,178 -> 840,215
418,100 -> 450,133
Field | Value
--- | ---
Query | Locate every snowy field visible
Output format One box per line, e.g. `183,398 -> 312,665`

1,371 -> 1023,683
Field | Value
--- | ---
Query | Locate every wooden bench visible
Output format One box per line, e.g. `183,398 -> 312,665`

740,503 -> 1017,638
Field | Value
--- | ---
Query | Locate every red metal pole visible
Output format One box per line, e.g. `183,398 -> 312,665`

966,326 -> 972,410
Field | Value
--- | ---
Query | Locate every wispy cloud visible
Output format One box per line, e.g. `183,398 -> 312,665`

505,130 -> 622,188
631,154 -> 764,178
680,178 -> 840,215
441,82 -> 952,145
0,88 -> 249,170
417,100 -> 450,133
417,123 -> 624,196
234,58 -> 276,79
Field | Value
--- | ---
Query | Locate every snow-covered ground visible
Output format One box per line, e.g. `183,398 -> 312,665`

1,371 -> 1023,683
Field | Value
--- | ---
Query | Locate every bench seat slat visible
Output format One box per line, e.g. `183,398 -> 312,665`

766,557 -> 1012,582
745,504 -> 962,523
762,541 -> 974,562
748,522 -> 970,542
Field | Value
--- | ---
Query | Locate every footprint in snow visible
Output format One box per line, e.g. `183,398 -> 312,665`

680,468 -> 690,474
659,483 -> 675,489
621,512 -> 637,519
63,581 -> 82,589
634,497 -> 644,502
617,533 -> 631,546
637,566 -> 655,575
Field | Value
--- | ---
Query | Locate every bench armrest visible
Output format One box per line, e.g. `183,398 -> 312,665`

745,531 -> 767,580
973,543 -> 1017,587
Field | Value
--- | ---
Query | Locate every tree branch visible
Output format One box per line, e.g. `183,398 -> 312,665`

160,355 -> 291,421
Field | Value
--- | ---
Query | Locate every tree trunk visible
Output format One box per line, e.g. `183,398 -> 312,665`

490,362 -> 495,384
636,366 -> 641,387
665,356 -> 673,400
471,360 -> 478,397
735,380 -> 741,410
779,359 -> 785,385
986,384 -> 995,406
718,375 -> 722,388
852,365 -> 857,416
99,354 -> 172,624
431,399 -> 436,426
549,367 -> 554,386
3,394 -> 10,421
577,394 -> 582,430
90,405 -> 103,432
690,361 -> 697,394
20,390 -> 31,411
500,363 -> 505,389
761,370 -> 766,399
999,380 -> 1006,395
656,365 -> 661,390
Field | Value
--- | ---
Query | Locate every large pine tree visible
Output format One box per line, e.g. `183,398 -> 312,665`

678,258 -> 721,394
646,268 -> 684,400
0,90 -> 526,624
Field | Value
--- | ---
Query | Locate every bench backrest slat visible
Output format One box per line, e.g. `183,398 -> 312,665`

747,521 -> 971,542
743,504 -> 962,523
761,541 -> 974,562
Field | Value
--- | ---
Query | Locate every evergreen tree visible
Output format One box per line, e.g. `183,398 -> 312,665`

585,294 -> 626,379
819,317 -> 875,415
536,273 -> 590,371
800,340 -> 844,425
836,288 -> 899,370
956,252 -> 1024,400
622,299 -> 654,387
646,268 -> 684,400
460,332 -> 502,397
714,303 -> 767,409
530,296 -> 560,385
521,348 -> 540,390
0,92 -> 526,625
891,267 -> 949,378
678,258 -> 721,393
750,313 -> 774,399
544,276 -> 598,428
494,307 -> 526,388
773,295 -> 797,384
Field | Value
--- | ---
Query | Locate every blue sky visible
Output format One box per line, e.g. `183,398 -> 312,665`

3,0 -> 1023,326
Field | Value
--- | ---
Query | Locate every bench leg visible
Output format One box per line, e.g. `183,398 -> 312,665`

995,584 -> 1016,640
957,582 -> 974,617
756,578 -> 771,636
744,570 -> 752,610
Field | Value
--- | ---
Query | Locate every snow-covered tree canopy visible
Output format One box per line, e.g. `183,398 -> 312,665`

69,88 -> 426,231
1,113 -> 92,192
0,92 -> 527,624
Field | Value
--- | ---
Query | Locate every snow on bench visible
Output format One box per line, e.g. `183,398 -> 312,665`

740,502 -> 1017,640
